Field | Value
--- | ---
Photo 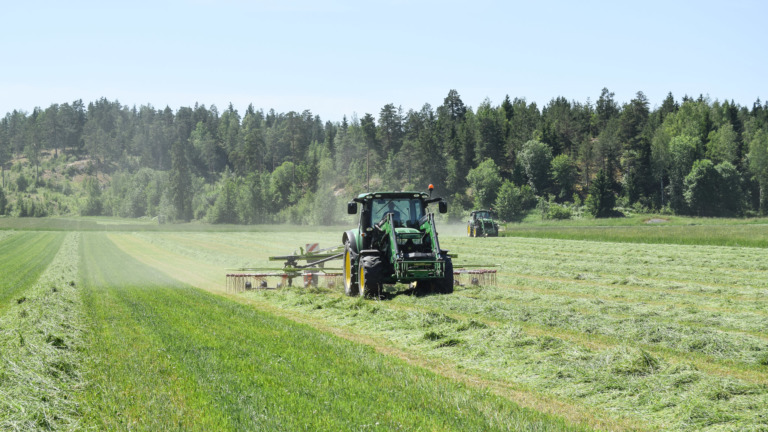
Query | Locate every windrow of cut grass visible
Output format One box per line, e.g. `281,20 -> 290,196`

79,232 -> 586,431
0,232 -> 85,430
117,230 -> 768,431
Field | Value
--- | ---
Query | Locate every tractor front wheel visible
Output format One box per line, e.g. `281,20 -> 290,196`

358,255 -> 383,298
435,257 -> 454,294
414,280 -> 433,296
343,242 -> 359,296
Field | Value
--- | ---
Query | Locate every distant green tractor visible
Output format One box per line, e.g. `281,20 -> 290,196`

343,188 -> 453,298
467,210 -> 499,237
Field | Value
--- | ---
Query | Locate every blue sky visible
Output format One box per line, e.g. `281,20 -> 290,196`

1,0 -> 766,122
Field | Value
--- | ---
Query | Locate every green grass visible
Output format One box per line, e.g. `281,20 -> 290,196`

502,216 -> 768,247
0,233 -> 85,430
77,232 -> 586,431
115,229 -> 768,431
0,215 -> 352,233
0,232 -> 65,307
4,216 -> 768,431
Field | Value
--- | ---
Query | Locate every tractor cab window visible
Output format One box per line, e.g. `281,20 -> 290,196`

476,211 -> 490,219
371,198 -> 424,228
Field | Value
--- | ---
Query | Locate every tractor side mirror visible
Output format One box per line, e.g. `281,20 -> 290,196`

347,201 -> 358,215
438,201 -> 447,214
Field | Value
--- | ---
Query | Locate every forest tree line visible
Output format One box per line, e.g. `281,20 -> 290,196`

1,89 -> 768,223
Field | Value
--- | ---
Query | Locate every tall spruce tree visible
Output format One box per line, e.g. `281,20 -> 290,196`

586,168 -> 616,218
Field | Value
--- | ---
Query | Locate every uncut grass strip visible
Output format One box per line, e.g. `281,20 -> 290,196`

106,233 -> 225,290
0,232 -> 66,308
0,232 -> 85,431
79,232 -> 255,430
79,233 -> 588,432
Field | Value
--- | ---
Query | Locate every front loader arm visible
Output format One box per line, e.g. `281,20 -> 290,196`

419,213 -> 442,257
372,213 -> 399,264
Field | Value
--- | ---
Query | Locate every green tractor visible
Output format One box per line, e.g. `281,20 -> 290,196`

342,188 -> 454,298
467,209 -> 499,237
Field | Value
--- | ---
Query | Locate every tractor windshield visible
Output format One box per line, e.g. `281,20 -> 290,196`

371,198 -> 424,228
476,211 -> 490,219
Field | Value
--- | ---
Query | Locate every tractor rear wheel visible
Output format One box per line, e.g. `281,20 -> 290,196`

343,242 -> 359,296
358,255 -> 383,298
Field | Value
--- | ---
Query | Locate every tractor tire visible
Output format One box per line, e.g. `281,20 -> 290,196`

467,223 -> 471,237
358,255 -> 384,298
414,280 -> 433,296
435,257 -> 454,294
343,242 -> 359,296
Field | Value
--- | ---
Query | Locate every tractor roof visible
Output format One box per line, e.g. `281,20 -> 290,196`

354,191 -> 430,202
471,209 -> 494,216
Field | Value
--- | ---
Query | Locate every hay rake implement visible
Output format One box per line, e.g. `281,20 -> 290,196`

225,243 -> 498,294
226,244 -> 346,293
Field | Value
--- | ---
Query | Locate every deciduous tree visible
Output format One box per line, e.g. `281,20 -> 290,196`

518,140 -> 553,194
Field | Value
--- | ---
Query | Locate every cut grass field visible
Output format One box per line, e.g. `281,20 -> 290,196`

108,229 -> 768,431
502,215 -> 768,247
2,218 -> 767,431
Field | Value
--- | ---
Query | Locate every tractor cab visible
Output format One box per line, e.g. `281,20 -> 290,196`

347,191 -> 445,250
370,197 -> 424,229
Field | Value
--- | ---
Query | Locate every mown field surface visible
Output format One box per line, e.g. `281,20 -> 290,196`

110,229 -> 768,431
1,229 -> 585,431
2,221 -> 767,431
